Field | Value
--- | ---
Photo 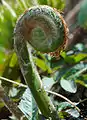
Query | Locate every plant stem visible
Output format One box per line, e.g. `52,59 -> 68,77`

46,90 -> 80,113
0,76 -> 80,113
14,37 -> 59,119
0,76 -> 27,88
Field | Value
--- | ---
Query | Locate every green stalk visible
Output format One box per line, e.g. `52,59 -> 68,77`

14,37 -> 59,119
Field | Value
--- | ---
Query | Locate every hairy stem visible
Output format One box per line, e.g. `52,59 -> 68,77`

14,38 -> 59,119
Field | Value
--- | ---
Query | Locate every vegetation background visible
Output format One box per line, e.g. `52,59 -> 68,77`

0,0 -> 87,119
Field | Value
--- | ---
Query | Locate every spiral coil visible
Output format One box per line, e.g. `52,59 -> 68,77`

14,5 -> 68,57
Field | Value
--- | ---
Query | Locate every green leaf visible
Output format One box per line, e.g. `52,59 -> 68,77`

75,74 -> 87,87
34,57 -> 52,73
1,53 -> 20,87
61,52 -> 75,64
9,87 -> 18,97
42,76 -> 55,89
73,53 -> 87,63
18,88 -> 38,120
66,109 -> 80,118
61,52 -> 87,64
63,63 -> 87,79
9,53 -> 18,67
60,78 -> 77,93
57,102 -> 72,112
60,63 -> 87,93
76,79 -> 87,88
74,43 -> 85,51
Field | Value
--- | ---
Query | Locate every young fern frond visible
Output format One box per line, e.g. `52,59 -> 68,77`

14,5 -> 68,119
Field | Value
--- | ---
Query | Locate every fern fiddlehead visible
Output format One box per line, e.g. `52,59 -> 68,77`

14,5 -> 68,119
